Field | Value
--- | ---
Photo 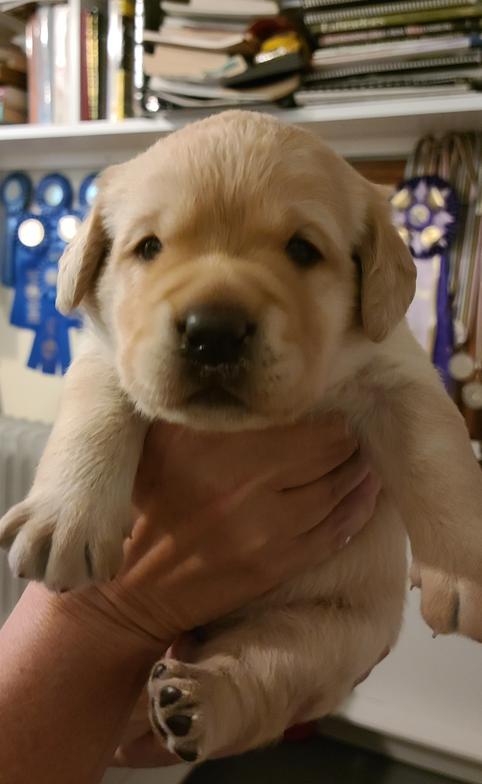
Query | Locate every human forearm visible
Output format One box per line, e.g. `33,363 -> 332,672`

0,582 -> 165,784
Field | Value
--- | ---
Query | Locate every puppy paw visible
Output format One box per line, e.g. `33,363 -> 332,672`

411,560 -> 482,642
148,659 -> 227,763
0,490 -> 129,590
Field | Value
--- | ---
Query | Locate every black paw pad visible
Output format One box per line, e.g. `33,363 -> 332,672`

151,662 -> 167,679
175,746 -> 198,762
160,685 -> 182,707
166,714 -> 192,737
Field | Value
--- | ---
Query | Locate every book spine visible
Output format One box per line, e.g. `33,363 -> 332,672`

25,13 -> 38,123
132,0 -> 145,117
97,6 -> 107,119
86,10 -> 99,121
0,87 -> 27,112
37,6 -> 53,123
80,8 -> 89,120
52,4 -> 69,124
0,104 -> 25,124
106,0 -> 134,120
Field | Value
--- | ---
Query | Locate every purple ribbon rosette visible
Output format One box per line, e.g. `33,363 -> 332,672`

391,175 -> 459,388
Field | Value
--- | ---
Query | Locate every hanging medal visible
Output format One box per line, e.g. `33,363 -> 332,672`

27,176 -> 82,375
0,172 -> 32,287
449,254 -> 482,411
36,173 -> 73,219
391,175 -> 458,388
27,209 -> 82,374
9,214 -> 48,330
78,173 -> 98,219
36,173 -> 80,336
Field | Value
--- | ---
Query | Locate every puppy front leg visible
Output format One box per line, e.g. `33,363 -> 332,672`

0,347 -> 148,590
346,366 -> 482,583
410,559 -> 482,641
147,603 -> 399,763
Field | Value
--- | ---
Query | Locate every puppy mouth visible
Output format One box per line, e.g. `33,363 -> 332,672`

186,385 -> 246,409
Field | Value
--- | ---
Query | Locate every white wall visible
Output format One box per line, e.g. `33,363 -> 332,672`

0,285 -> 69,422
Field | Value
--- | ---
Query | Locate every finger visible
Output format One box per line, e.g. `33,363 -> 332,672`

176,415 -> 356,489
112,733 -> 180,768
268,416 -> 359,490
288,470 -> 380,573
280,451 -> 372,537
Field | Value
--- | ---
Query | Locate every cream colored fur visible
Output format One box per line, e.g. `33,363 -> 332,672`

1,111 -> 482,761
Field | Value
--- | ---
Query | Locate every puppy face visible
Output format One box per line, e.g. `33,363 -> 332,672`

57,111 -> 415,430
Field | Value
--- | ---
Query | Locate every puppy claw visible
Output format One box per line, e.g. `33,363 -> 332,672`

0,490 -> 126,589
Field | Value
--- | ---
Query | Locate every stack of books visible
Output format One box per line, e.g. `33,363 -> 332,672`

0,9 -> 27,123
1,0 -> 137,124
142,0 -> 305,111
291,0 -> 482,105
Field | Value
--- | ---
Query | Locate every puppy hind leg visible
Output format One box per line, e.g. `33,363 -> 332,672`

148,603 -> 400,762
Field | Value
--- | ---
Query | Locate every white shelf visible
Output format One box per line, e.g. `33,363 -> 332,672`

0,93 -> 482,168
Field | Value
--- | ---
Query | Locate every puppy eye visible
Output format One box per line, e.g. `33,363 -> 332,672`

135,235 -> 162,261
286,235 -> 323,268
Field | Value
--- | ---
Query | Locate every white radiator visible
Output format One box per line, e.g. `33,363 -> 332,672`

0,416 -> 50,623
0,416 -> 188,784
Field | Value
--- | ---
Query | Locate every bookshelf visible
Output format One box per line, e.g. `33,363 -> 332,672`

1,92 -> 482,169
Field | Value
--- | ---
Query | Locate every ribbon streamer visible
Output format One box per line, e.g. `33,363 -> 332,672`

391,175 -> 458,388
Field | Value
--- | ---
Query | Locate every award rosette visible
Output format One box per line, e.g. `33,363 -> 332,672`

391,175 -> 458,387
0,172 -> 32,287
7,173 -> 84,375
9,214 -> 47,330
78,173 -> 98,219
27,212 -> 82,374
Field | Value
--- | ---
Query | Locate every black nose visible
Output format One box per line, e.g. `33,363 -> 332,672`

179,305 -> 254,367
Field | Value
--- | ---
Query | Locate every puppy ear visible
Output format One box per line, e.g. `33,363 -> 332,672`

357,188 -> 416,342
56,170 -> 114,315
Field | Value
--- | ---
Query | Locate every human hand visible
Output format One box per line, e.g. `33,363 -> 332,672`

90,415 -> 379,647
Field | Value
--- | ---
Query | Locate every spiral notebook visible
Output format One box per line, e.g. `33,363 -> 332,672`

304,0 -> 479,25
306,49 -> 482,81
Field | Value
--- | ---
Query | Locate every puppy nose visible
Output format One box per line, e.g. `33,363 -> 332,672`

179,305 -> 254,367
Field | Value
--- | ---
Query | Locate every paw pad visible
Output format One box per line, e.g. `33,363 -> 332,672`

160,685 -> 182,706
166,714 -> 192,737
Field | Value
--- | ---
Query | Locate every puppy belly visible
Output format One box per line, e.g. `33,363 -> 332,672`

148,497 -> 407,761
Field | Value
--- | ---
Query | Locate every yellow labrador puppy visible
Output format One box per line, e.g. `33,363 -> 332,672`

1,111 -> 482,762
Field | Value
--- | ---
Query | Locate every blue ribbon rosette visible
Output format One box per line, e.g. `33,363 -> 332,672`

0,172 -> 32,287
391,175 -> 458,387
27,213 -> 82,374
2,171 -> 98,375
